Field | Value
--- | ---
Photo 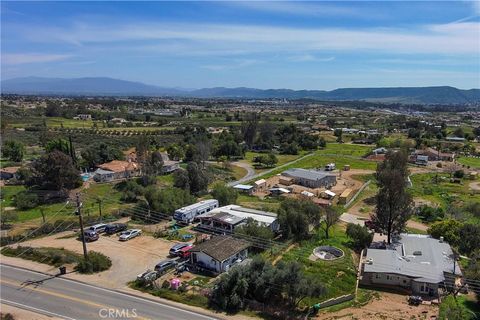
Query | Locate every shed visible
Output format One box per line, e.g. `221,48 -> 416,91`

323,190 -> 336,199
254,179 -> 267,191
233,184 -> 254,195
338,188 -> 353,204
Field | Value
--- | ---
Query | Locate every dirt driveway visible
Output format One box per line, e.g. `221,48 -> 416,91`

317,291 -> 438,320
8,230 -> 175,289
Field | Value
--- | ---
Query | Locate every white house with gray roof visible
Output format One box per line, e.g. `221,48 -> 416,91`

361,234 -> 462,296
282,168 -> 336,189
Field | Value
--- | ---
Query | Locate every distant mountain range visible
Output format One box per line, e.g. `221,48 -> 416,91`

2,76 -> 480,105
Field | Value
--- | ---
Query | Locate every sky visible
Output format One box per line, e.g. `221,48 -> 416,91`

1,1 -> 480,90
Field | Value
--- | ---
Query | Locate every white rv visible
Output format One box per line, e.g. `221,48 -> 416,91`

173,199 -> 219,224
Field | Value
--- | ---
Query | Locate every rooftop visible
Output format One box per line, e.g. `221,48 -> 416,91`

210,205 -> 278,225
176,199 -> 218,214
364,234 -> 462,284
97,160 -> 138,173
282,168 -> 335,181
189,236 -> 250,262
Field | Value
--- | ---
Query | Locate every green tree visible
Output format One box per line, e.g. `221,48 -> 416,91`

45,138 -> 70,154
427,219 -> 463,247
458,224 -> 480,256
1,211 -> 18,228
321,207 -> 341,239
236,218 -> 273,240
346,223 -> 373,251
372,151 -> 413,244
81,142 -> 124,168
438,296 -> 472,320
2,140 -> 25,162
143,186 -> 194,218
25,151 -> 82,191
211,183 -> 238,206
166,144 -> 185,161
278,199 -> 322,240
14,191 -> 39,210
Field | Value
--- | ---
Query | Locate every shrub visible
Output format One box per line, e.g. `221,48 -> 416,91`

75,251 -> 112,274
14,191 -> 39,210
453,170 -> 464,179
346,223 -> 373,251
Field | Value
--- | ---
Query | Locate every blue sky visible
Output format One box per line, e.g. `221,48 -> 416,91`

1,1 -> 480,90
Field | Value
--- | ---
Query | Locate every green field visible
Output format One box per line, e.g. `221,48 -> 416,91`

1,183 -> 128,223
242,151 -> 307,173
252,144 -> 376,181
281,225 -> 357,305
409,173 -> 480,223
457,157 -> 480,169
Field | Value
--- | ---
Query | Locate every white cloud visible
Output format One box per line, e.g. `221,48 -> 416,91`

224,2 -> 364,17
2,53 -> 72,65
289,54 -> 335,62
201,59 -> 259,71
12,20 -> 480,56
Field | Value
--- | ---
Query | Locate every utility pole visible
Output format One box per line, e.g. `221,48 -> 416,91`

76,193 -> 88,260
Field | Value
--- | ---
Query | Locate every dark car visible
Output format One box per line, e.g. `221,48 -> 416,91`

408,296 -> 423,306
154,259 -> 176,274
83,230 -> 99,242
105,223 -> 127,235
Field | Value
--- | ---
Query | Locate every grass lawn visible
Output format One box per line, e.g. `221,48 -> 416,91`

230,164 -> 248,180
457,156 -> 480,169
281,225 -> 358,306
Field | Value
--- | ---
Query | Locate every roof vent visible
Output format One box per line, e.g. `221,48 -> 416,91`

413,251 -> 422,256
440,236 -> 444,243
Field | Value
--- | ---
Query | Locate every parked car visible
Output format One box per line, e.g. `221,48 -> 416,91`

87,223 -> 108,234
408,296 -> 423,306
178,245 -> 193,259
136,269 -> 159,283
169,243 -> 192,257
83,230 -> 99,242
154,259 -> 176,274
118,229 -> 141,241
105,223 -> 127,235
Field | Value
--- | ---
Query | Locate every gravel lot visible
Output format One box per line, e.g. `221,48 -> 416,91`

10,230 -> 176,289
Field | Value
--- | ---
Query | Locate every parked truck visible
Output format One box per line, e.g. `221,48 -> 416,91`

173,199 -> 219,224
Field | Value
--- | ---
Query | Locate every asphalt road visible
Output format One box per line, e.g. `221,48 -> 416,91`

0,264 -> 218,320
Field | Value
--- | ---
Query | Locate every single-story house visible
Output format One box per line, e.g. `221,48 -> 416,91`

93,160 -> 140,182
189,236 -> 250,273
0,166 -> 20,180
282,168 -> 337,189
416,148 -> 454,162
233,184 -> 254,195
162,160 -> 180,173
254,179 -> 267,191
197,204 -> 279,232
446,136 -> 466,142
361,234 -> 462,296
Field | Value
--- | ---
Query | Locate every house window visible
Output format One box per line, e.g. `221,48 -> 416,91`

386,275 -> 390,280
375,274 -> 379,279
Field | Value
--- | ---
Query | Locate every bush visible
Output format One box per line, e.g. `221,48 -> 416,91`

14,191 -> 39,210
346,223 -> 373,251
453,170 -> 464,179
75,251 -> 112,274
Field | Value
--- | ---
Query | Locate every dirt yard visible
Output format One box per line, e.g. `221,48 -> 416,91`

318,291 -> 439,320
6,230 -> 175,289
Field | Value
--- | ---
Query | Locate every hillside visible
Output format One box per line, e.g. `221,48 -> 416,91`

2,77 -> 479,104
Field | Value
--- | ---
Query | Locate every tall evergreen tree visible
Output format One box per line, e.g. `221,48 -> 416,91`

372,150 -> 413,244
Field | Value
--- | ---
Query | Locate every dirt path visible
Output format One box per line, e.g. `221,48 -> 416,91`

272,244 -> 296,265
469,181 -> 480,191
227,152 -> 314,186
317,291 -> 438,320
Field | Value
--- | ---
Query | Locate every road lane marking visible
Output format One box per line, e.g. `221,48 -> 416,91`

2,299 -> 77,320
1,264 -> 218,319
1,279 -> 150,320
